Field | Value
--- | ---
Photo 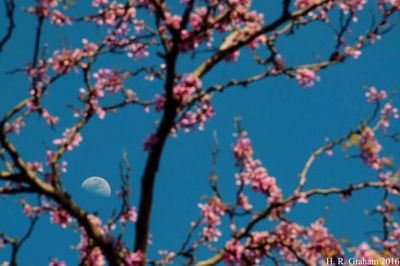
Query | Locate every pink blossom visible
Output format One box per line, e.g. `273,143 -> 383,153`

236,193 -> 253,211
339,0 -> 367,14
344,46 -> 362,59
48,49 -> 82,74
127,43 -> 149,59
379,103 -> 399,128
50,208 -> 72,228
84,247 -> 105,266
223,240 -> 246,265
82,39 -> 99,57
53,128 -> 83,151
365,87 -> 387,102
173,74 -> 202,105
295,68 -> 320,88
125,251 -> 144,266
233,131 -> 282,203
39,108 -> 59,126
165,14 -> 182,30
119,207 -> 137,223
92,0 -> 108,7
50,10 -> 72,26
189,9 -> 206,31
93,68 -> 125,94
23,203 -> 35,217
233,133 -> 253,161
176,96 -> 214,132
359,127 -> 382,169
4,118 -> 25,135
90,2 -> 135,25
198,197 -> 226,242
49,259 -> 66,266
26,161 -> 44,174
353,242 -> 380,263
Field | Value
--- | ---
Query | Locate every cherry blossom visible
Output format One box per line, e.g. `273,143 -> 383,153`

379,103 -> 399,128
48,259 -> 66,266
359,127 -> 382,170
295,68 -> 320,88
50,208 -> 72,229
53,128 -> 83,151
198,197 -> 226,242
365,87 -> 387,102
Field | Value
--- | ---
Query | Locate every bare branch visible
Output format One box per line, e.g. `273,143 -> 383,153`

0,0 -> 15,53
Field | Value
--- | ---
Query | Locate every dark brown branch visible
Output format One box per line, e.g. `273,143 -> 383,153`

0,217 -> 38,266
134,37 -> 180,258
0,0 -> 15,53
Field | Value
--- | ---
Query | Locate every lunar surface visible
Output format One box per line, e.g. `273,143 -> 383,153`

81,176 -> 111,197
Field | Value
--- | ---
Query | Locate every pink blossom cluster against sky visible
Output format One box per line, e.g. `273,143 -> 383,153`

0,0 -> 400,265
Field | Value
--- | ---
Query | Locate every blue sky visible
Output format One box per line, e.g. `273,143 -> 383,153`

1,1 -> 400,265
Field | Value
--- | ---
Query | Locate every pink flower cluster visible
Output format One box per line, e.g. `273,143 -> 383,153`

92,0 -> 108,8
53,128 -> 83,151
31,0 -> 71,26
50,208 -> 72,228
26,161 -> 44,174
353,243 -> 381,263
76,216 -> 107,266
127,43 -> 149,59
236,193 -> 252,211
4,118 -> 25,135
25,59 -> 49,86
378,171 -> 400,195
165,74 -> 214,132
118,207 -> 137,224
295,68 -> 320,88
197,197 -> 226,242
344,46 -> 362,59
81,68 -> 127,119
22,202 -> 42,218
49,259 -> 66,266
365,87 -> 387,102
359,127 -> 382,170
224,239 -> 261,265
48,49 -> 82,74
38,107 -> 59,126
50,10 -> 72,26
125,251 -> 145,266
224,220 -> 341,265
233,131 -> 282,203
176,95 -> 214,132
338,0 -> 367,14
89,2 -> 136,26
379,103 -> 399,128
48,40 -> 98,74
173,74 -> 201,105
45,150 -> 68,174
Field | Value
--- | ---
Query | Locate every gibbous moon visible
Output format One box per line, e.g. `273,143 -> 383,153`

81,176 -> 111,197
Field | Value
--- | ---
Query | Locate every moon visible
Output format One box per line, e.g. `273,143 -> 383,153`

81,176 -> 111,197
